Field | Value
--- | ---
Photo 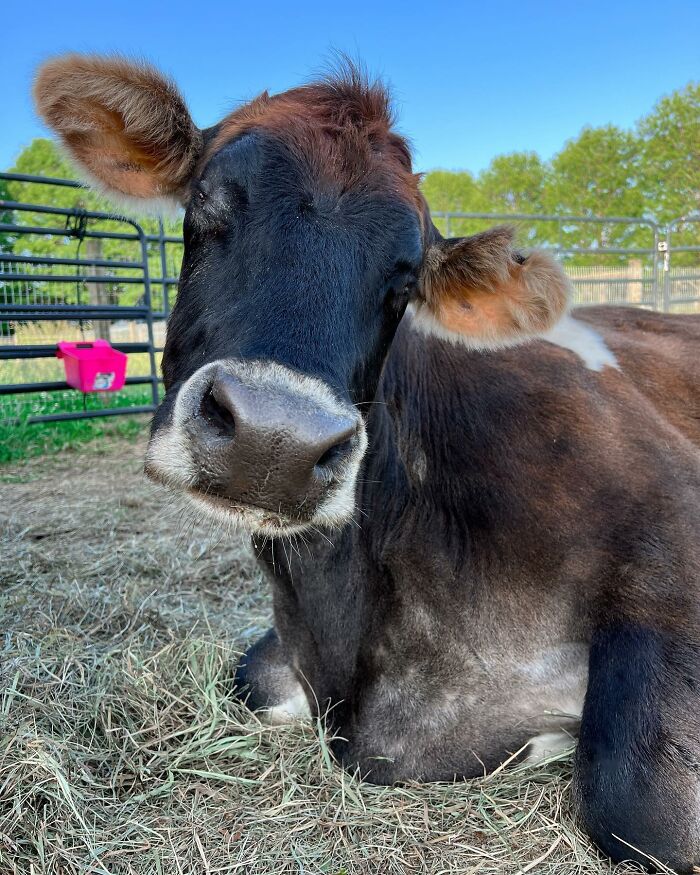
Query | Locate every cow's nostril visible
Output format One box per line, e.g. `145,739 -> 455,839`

200,385 -> 236,437
315,438 -> 354,472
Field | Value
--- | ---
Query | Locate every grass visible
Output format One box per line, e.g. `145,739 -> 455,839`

0,386 -> 156,464
0,436 -> 650,874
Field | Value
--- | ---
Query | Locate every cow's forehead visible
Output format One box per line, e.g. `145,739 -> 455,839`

198,75 -> 421,208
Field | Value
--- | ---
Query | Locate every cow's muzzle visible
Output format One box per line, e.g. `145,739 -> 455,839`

145,360 -> 367,535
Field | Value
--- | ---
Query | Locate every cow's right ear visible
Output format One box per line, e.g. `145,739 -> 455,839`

33,54 -> 203,205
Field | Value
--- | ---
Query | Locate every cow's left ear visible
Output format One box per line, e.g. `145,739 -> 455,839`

414,226 -> 569,350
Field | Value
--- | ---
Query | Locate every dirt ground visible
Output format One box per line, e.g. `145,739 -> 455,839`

0,433 -> 645,874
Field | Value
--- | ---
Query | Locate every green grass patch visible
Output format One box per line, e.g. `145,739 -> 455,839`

0,385 -> 154,463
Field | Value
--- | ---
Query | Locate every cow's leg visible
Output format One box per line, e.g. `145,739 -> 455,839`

574,621 -> 700,872
234,628 -> 311,724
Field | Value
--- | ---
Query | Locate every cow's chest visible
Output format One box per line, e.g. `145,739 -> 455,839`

272,542 -> 589,781
343,605 -> 588,780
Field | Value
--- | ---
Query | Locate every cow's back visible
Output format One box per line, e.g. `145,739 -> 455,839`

575,306 -> 700,448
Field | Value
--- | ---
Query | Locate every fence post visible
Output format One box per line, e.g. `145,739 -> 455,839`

137,226 -> 160,409
660,228 -> 671,313
85,238 -> 111,341
158,217 -> 170,317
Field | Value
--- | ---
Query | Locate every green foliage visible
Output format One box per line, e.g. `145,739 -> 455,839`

421,81 -> 700,263
637,83 -> 700,261
0,387 -> 151,463
546,126 -> 643,218
479,152 -> 551,246
479,152 -> 547,215
0,177 -> 14,252
638,82 -> 700,223
545,126 -> 649,254
420,169 -> 484,236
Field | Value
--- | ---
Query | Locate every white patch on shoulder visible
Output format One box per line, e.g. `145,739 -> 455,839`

542,314 -> 619,371
263,688 -> 312,725
525,730 -> 576,764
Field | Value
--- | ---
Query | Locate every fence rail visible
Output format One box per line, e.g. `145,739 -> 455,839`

2,173 -> 700,426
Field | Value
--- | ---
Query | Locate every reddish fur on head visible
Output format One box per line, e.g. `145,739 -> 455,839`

206,63 -> 421,208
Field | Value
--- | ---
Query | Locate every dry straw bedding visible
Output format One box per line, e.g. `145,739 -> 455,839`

0,433 -> 647,874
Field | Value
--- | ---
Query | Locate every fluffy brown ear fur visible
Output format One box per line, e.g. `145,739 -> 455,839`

33,54 -> 202,202
415,226 -> 569,350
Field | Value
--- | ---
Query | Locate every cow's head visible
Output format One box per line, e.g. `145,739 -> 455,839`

35,55 -> 569,536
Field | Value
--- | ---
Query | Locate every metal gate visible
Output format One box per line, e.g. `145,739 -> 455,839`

662,216 -> 700,312
0,172 -> 181,425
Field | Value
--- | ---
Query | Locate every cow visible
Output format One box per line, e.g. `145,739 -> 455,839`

34,54 -> 700,871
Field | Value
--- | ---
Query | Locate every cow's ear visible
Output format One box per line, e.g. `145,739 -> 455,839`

34,54 -> 202,205
414,226 -> 569,350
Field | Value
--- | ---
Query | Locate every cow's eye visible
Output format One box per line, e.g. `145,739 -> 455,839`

193,179 -> 210,204
391,264 -> 418,294
383,268 -> 416,313
228,181 -> 249,209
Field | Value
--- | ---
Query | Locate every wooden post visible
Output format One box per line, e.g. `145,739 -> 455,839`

85,237 -> 111,342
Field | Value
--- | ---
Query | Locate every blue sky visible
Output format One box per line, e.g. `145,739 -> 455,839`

4,0 -> 700,175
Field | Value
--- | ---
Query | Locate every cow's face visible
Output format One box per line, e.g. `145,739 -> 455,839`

149,116 -> 423,533
35,55 -> 569,536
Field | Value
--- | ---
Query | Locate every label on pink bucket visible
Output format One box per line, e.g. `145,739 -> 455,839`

93,372 -> 116,390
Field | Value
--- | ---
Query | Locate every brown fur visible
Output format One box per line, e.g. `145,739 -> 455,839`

33,54 -> 202,198
577,307 -> 700,446
420,227 -> 570,345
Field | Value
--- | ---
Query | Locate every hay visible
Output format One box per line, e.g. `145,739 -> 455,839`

0,434 -> 646,874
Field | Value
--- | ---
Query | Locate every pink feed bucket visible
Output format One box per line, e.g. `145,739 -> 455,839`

56,339 -> 128,392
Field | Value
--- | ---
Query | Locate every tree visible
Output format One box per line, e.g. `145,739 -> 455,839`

543,125 -> 648,260
638,82 -> 700,223
477,152 -> 552,246
478,152 -> 547,214
7,139 -> 183,309
420,170 -> 485,237
0,177 -> 14,253
637,82 -> 700,263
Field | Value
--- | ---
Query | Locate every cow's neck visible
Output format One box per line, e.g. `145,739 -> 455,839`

254,320 -> 470,707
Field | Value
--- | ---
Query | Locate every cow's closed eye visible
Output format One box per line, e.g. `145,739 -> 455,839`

385,263 -> 418,304
188,181 -> 242,233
